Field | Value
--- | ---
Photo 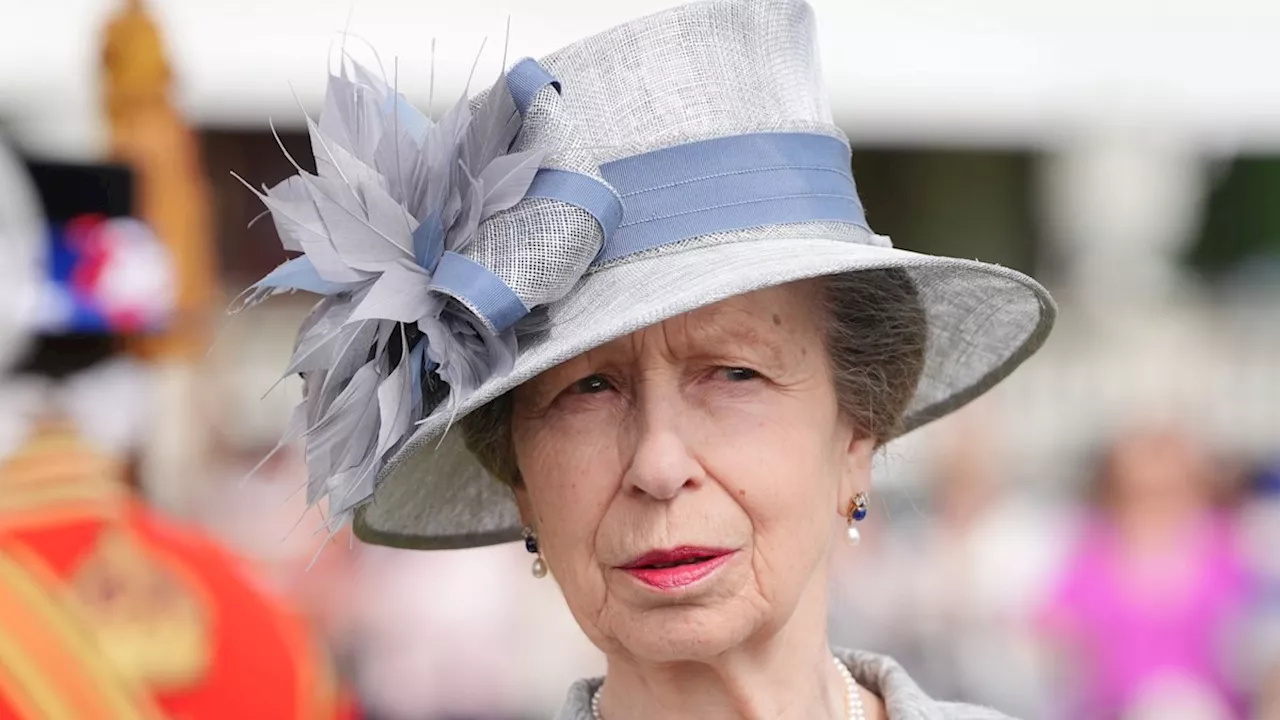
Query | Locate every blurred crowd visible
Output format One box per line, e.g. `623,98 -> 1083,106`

830,410 -> 1280,720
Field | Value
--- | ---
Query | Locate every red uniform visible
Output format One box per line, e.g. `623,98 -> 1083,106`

0,427 -> 356,720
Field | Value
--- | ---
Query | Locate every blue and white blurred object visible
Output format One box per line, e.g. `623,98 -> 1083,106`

34,214 -> 174,334
23,161 -> 175,336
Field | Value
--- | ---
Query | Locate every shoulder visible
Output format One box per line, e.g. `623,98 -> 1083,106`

556,653 -> 1025,720
836,648 -> 1024,720
934,701 -> 1018,719
555,677 -> 597,720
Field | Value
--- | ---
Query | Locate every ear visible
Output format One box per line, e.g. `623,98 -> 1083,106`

840,434 -> 876,503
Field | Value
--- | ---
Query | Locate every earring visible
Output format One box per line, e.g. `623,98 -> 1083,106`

844,492 -> 869,546
522,527 -> 548,578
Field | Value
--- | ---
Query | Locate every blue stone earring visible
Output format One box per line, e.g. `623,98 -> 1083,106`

844,492 -> 869,546
522,527 -> 548,578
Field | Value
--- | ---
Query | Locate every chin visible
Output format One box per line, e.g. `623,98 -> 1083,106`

610,604 -> 758,663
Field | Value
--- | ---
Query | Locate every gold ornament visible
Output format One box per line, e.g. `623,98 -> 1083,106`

70,529 -> 211,690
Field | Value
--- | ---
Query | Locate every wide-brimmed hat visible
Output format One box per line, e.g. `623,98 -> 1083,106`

240,0 -> 1055,549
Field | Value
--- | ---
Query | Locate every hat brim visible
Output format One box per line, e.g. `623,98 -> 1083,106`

354,230 -> 1055,549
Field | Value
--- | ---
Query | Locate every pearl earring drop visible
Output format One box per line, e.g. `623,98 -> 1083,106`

523,527 -> 548,578
845,492 -> 869,546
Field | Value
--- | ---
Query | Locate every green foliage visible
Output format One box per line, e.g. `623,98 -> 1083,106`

1185,155 -> 1280,279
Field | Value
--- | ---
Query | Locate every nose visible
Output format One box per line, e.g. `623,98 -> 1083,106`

620,390 -> 704,502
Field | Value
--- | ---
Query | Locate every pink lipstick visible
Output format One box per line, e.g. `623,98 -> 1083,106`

618,547 -> 735,590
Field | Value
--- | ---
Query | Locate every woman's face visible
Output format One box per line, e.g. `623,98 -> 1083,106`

1106,428 -> 1211,515
511,281 -> 874,662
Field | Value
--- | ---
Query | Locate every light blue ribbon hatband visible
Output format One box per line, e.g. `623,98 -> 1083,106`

594,132 -> 867,265
430,251 -> 528,333
506,58 -> 561,116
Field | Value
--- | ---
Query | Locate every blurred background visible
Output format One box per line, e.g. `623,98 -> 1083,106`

0,0 -> 1278,718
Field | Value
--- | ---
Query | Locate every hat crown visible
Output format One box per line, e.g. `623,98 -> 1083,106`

538,0 -> 839,161
463,0 -> 862,314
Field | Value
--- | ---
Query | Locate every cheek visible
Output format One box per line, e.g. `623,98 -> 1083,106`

697,396 -> 845,556
703,393 -> 841,494
514,413 -> 623,566
514,418 -> 632,646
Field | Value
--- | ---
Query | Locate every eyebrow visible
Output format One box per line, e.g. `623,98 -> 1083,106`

524,315 -> 799,399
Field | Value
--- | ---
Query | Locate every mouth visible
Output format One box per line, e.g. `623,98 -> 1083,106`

617,547 -> 735,591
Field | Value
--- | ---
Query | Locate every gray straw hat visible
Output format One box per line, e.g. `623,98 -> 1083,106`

240,0 -> 1055,549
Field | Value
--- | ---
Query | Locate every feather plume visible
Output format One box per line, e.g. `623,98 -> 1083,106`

307,117 -> 385,208
449,160 -> 486,255
349,260 -> 439,324
375,327 -> 415,457
248,175 -> 372,284
478,150 -> 546,219
304,175 -> 414,272
408,336 -> 429,413
304,359 -> 379,504
463,72 -> 522,174
287,307 -> 363,376
236,54 -> 555,531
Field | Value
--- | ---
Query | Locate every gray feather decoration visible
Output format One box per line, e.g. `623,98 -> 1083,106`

234,56 -> 547,531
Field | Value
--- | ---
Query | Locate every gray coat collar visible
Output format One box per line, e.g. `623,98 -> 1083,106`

555,648 -> 1016,720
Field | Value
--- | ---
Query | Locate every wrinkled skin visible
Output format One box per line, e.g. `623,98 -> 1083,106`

512,280 -> 881,719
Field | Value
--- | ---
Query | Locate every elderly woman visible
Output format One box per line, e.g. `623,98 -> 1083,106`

242,0 -> 1055,717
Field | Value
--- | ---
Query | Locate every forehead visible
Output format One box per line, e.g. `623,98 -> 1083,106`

649,280 -> 822,345
581,280 -> 823,363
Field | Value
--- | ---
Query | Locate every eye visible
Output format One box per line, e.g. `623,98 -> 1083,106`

720,367 -> 760,382
570,374 -> 615,395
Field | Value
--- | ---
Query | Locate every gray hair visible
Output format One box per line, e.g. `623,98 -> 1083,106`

460,270 -> 928,488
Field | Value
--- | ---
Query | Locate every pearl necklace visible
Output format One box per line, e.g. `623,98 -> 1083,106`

590,656 -> 866,719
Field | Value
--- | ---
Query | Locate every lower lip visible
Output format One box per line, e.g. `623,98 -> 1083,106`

621,553 -> 735,591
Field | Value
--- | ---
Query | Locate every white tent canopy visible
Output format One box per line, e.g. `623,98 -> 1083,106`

4,0 -> 1280,158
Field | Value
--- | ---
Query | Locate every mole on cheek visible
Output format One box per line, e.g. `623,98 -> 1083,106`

738,488 -> 747,497
772,314 -> 782,326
